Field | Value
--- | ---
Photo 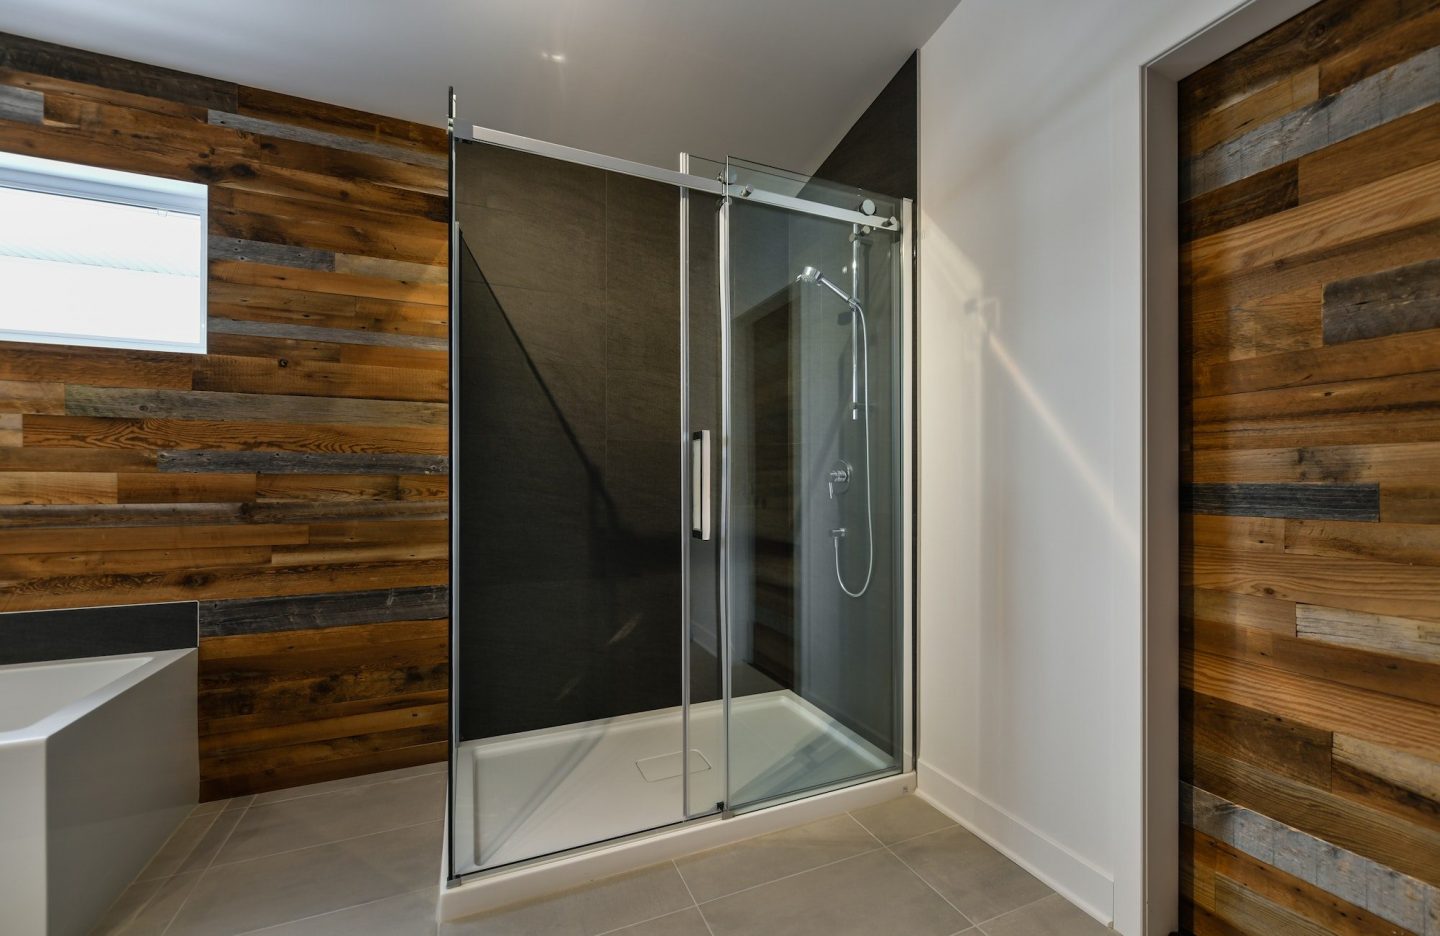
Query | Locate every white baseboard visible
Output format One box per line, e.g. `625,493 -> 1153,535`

916,760 -> 1114,925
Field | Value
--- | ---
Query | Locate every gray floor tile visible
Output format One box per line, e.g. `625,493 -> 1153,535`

165,820 -> 442,936
442,863 -> 694,936
239,887 -> 440,935
977,894 -> 1108,936
215,771 -> 445,865
135,812 -> 219,881
849,796 -> 956,845
891,826 -> 1053,924
676,813 -> 879,902
177,807 -> 245,874
698,849 -> 968,936
604,907 -> 712,936
191,800 -> 228,817
90,875 -> 167,934
92,871 -> 203,935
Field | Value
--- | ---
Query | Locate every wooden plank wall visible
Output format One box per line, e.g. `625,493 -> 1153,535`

0,33 -> 450,799
1179,1 -> 1440,932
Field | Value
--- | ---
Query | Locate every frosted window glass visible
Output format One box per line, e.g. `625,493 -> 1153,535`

0,177 -> 205,353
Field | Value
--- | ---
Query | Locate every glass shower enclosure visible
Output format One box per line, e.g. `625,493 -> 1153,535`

448,120 -> 913,881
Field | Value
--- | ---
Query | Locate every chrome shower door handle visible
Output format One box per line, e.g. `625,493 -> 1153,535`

692,430 -> 711,541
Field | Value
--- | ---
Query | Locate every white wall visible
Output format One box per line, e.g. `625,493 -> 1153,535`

915,1 -> 1309,933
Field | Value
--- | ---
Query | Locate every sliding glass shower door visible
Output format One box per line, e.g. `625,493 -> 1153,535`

450,126 -> 910,882
713,158 -> 906,813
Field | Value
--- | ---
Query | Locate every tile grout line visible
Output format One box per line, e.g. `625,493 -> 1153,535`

883,842 -> 975,931
154,804 -> 246,936
103,802 -> 225,932
158,812 -> 443,935
230,884 -> 440,936
161,798 -> 253,935
670,858 -> 717,936
691,845 -> 889,907
968,891 -> 1057,930
202,814 -> 444,872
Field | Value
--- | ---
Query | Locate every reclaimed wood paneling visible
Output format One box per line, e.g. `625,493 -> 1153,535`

0,32 -> 448,796
1181,2 -> 1440,931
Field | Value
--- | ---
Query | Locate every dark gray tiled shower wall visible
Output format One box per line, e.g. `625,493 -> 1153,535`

455,144 -> 685,740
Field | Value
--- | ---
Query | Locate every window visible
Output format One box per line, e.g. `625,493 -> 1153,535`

0,152 -> 207,354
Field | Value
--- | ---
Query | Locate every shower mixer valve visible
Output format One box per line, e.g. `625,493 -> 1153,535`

827,461 -> 853,499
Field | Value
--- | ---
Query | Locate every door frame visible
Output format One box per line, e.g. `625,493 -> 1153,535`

1135,1 -> 1318,933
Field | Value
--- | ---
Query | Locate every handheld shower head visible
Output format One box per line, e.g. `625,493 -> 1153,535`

794,265 -> 859,310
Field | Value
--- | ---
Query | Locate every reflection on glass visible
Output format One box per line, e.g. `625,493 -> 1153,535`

724,164 -> 903,812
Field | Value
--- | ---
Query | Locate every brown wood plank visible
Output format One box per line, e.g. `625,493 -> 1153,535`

236,85 -> 446,155
1188,442 -> 1440,485
209,260 -> 446,306
1300,101 -> 1440,202
1184,648 -> 1440,758
0,379 -> 64,415
1185,588 -> 1298,635
1192,327 -> 1440,398
192,354 -> 447,403
1382,485 -> 1440,522
0,558 -> 447,613
1185,285 -> 1322,368
1188,543 -> 1440,622
1284,518 -> 1440,566
0,523 -> 308,555
1189,615 -> 1440,708
23,415 -> 446,454
0,471 -> 116,505
1183,690 -> 1333,788
116,473 -> 258,504
1185,159 -> 1440,286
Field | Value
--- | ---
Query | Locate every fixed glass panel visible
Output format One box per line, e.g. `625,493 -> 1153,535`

452,139 -> 686,873
724,158 -> 904,812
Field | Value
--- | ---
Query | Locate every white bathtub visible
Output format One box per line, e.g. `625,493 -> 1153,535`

0,649 -> 197,936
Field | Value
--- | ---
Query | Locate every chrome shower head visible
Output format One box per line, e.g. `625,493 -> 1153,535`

794,265 -> 858,310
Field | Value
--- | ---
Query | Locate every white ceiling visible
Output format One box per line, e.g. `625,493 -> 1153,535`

0,0 -> 960,173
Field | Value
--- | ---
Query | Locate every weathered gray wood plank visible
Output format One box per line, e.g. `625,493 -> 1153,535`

157,450 -> 448,475
207,317 -> 448,351
66,385 -> 447,428
198,584 -> 448,636
1184,783 -> 1433,931
0,85 -> 43,124
208,110 -> 447,169
0,500 -> 447,529
0,31 -> 236,110
208,235 -> 334,272
1184,46 -> 1440,199
1295,604 -> 1440,664
1323,258 -> 1440,344
1183,483 -> 1380,520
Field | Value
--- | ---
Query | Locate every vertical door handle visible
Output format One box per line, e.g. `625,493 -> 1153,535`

692,430 -> 711,541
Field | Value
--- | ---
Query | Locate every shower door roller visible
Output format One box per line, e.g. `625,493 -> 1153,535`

691,429 -> 711,541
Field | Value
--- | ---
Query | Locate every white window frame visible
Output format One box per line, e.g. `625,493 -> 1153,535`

0,151 -> 208,354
